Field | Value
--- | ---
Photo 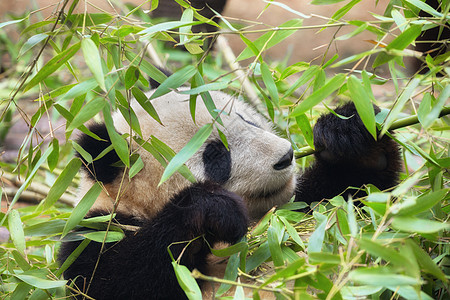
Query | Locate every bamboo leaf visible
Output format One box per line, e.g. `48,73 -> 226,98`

84,231 -> 125,243
307,212 -> 327,253
290,73 -> 346,117
103,104 -> 130,167
348,75 -> 376,139
25,42 -> 81,92
373,25 -> 422,68
172,262 -> 202,300
125,66 -> 140,89
129,155 -> 144,179
18,33 -> 48,57
62,182 -> 102,238
132,87 -> 163,125
260,62 -> 279,106
406,239 -> 447,282
159,124 -> 213,185
47,138 -> 59,172
237,19 -> 303,61
42,158 -> 82,210
81,38 -> 106,91
150,65 -> 197,100
348,267 -> 423,286
391,216 -> 450,234
8,210 -> 26,255
381,78 -> 421,136
67,97 -> 106,131
14,274 -> 67,289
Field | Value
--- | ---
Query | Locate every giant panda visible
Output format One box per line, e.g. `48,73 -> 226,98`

58,75 -> 402,299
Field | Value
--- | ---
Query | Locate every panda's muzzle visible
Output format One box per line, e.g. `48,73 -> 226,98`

273,148 -> 294,170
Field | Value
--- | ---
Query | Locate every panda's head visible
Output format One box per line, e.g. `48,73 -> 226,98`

77,90 -> 296,220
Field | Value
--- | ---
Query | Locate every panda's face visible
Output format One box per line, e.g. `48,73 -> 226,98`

108,90 -> 296,220
185,93 -> 296,219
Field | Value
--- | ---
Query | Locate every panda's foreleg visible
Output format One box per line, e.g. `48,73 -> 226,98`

59,182 -> 248,299
295,102 -> 402,205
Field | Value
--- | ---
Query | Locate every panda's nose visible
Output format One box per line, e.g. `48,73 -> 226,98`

273,148 -> 294,170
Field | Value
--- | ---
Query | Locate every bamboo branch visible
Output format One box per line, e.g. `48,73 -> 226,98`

294,106 -> 450,159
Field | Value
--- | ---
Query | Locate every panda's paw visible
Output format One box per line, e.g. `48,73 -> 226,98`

176,182 -> 248,245
313,102 -> 386,167
202,185 -> 249,245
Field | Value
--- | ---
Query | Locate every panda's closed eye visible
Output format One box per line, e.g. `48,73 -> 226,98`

236,113 -> 260,128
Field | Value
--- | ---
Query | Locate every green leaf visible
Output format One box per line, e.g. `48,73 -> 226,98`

172,262 -> 202,300
42,158 -> 82,210
260,62 -> 279,106
62,182 -> 102,238
8,210 -> 26,255
373,25 -> 422,68
81,38 -> 106,91
59,78 -> 98,102
307,212 -> 327,253
358,239 -> 410,267
237,19 -> 303,61
395,190 -> 448,216
178,81 -> 229,94
267,226 -> 284,267
421,85 -> 450,129
66,13 -> 113,26
125,66 -> 140,89
0,17 -> 27,29
67,97 -> 106,131
336,23 -> 368,40
56,239 -> 90,277
132,87 -> 162,124
139,20 -> 200,38
14,274 -> 67,289
72,140 -> 93,163
290,73 -> 346,117
381,78 -> 421,136
391,216 -> 450,234
404,0 -> 445,18
103,104 -> 130,167
124,51 -> 167,85
309,252 -> 341,265
19,33 -> 48,57
245,242 -> 271,272
284,65 -> 320,98
159,124 -> 213,185
25,42 -> 81,92
47,138 -> 59,172
179,8 -> 194,44
405,239 -> 447,282
348,267 -> 423,286
330,0 -> 361,21
280,216 -> 305,250
216,253 -> 240,295
347,75 -> 376,139
210,241 -> 248,257
84,231 -> 125,243
150,65 -> 197,100
129,155 -> 144,179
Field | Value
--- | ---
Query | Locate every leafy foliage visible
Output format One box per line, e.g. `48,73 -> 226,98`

0,0 -> 449,299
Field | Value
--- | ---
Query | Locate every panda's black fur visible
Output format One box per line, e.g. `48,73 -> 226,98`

59,76 -> 402,299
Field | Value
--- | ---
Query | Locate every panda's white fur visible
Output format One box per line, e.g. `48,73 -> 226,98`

79,89 -> 296,221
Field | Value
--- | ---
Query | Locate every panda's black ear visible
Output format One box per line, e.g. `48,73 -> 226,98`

149,67 -> 172,89
76,123 -> 122,184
